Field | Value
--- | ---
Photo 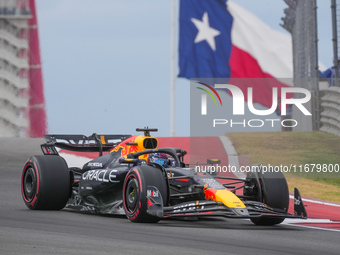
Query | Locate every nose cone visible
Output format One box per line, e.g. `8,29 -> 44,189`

204,188 -> 246,209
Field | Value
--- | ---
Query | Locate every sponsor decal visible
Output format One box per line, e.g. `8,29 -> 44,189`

294,198 -> 301,206
200,178 -> 224,189
167,172 -> 174,178
82,169 -> 118,182
203,185 -> 217,201
110,136 -> 139,155
173,202 -> 205,213
174,203 -> 196,210
55,137 -> 120,145
87,162 -> 103,168
147,189 -> 159,198
80,206 -> 96,212
147,199 -> 153,209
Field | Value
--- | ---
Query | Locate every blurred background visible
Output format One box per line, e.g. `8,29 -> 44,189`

0,0 -> 337,137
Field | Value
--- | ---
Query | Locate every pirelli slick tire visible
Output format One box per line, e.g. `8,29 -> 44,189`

123,165 -> 168,223
249,170 -> 289,226
21,155 -> 71,210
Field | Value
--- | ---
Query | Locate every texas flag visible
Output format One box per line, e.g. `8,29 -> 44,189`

178,0 -> 293,108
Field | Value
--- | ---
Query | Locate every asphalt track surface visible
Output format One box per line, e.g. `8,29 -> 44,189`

1,138 -> 340,255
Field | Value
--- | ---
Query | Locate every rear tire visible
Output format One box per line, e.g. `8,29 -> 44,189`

123,165 -> 168,223
21,155 -> 71,210
246,170 -> 289,226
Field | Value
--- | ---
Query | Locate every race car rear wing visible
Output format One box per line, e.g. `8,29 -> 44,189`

41,133 -> 131,156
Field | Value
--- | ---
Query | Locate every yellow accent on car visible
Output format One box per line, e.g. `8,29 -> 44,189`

204,188 -> 246,209
215,189 -> 246,208
110,135 -> 159,160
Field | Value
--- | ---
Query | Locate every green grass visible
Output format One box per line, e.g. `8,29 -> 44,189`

227,132 -> 340,202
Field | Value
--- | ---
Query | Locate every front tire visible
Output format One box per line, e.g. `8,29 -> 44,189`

21,155 -> 71,210
246,169 -> 289,226
123,165 -> 168,223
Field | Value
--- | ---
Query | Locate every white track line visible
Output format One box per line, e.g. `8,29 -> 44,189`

219,136 -> 246,179
283,221 -> 340,233
289,195 -> 340,207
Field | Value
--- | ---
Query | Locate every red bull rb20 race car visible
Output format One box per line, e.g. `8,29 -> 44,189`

21,128 -> 307,225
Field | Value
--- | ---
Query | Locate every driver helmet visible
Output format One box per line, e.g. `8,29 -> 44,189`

148,153 -> 168,166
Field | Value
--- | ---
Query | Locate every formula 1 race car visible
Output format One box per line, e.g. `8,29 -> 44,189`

21,128 -> 307,225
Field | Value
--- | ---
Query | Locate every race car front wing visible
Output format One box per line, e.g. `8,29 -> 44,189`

147,188 -> 307,220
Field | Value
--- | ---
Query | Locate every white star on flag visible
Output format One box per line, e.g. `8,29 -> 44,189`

191,12 -> 221,51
